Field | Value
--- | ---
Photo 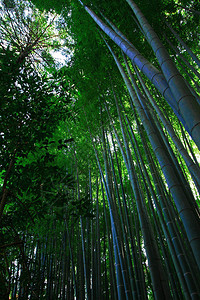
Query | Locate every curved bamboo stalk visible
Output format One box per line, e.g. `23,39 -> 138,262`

126,0 -> 200,150
123,54 -> 200,189
105,40 -> 200,271
77,1 -> 192,134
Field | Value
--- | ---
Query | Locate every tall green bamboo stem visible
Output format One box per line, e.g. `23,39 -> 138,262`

105,40 -> 200,270
126,0 -> 200,150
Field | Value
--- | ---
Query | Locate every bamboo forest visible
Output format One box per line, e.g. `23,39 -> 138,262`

0,0 -> 200,298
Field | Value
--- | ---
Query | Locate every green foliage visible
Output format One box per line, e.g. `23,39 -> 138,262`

0,0 -> 200,298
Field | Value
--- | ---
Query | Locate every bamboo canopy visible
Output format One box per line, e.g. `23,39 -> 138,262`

0,0 -> 200,299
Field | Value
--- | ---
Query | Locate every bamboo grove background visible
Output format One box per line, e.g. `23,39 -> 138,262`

0,0 -> 200,299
